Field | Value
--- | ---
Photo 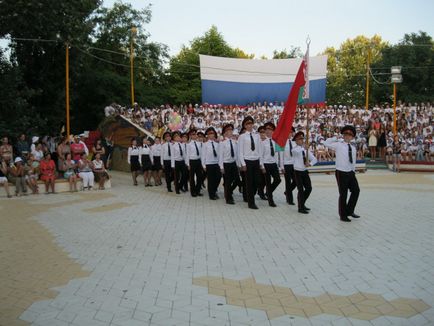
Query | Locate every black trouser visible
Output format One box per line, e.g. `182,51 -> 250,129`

163,160 -> 173,191
284,164 -> 297,203
182,164 -> 189,191
223,161 -> 239,202
258,172 -> 266,197
206,164 -> 221,198
335,170 -> 360,218
189,159 -> 203,196
240,170 -> 247,202
264,163 -> 281,203
173,160 -> 185,193
294,170 -> 312,209
245,160 -> 261,207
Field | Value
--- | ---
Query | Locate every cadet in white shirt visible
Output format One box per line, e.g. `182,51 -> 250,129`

150,137 -> 162,186
219,124 -> 240,205
127,138 -> 141,186
186,129 -> 204,197
324,125 -> 360,222
202,127 -> 221,200
279,127 -> 297,205
161,132 -> 173,192
261,122 -> 281,207
292,131 -> 318,214
238,116 -> 263,209
170,131 -> 186,194
139,137 -> 153,187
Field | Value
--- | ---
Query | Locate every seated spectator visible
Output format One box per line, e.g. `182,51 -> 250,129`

92,139 -> 105,161
0,158 -> 12,198
40,152 -> 56,194
0,136 -> 13,164
10,157 -> 27,196
71,135 -> 86,161
25,154 -> 39,194
63,153 -> 78,192
92,153 -> 109,190
16,134 -> 30,158
78,153 -> 94,190
57,137 -> 71,171
32,143 -> 44,161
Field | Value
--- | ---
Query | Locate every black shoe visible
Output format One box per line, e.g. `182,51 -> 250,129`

168,189 -> 173,192
349,213 -> 360,218
226,200 -> 235,205
298,209 -> 309,214
303,206 -> 311,211
340,217 -> 352,222
248,204 -> 259,209
287,201 -> 295,205
269,201 -> 277,207
176,191 -> 180,194
181,188 -> 188,193
259,194 -> 267,200
191,193 -> 197,197
197,193 -> 203,197
215,194 -> 220,199
210,195 -> 218,200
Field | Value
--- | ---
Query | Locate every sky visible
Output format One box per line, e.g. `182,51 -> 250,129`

104,0 -> 434,57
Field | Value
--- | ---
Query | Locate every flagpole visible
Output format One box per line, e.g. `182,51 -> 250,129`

304,37 -> 311,150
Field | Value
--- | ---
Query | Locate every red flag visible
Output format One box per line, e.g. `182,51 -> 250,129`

272,60 -> 306,148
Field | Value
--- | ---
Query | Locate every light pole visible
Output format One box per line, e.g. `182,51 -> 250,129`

391,66 -> 402,136
130,26 -> 137,107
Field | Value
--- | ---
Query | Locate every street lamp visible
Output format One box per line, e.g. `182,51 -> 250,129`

130,26 -> 137,107
391,66 -> 402,136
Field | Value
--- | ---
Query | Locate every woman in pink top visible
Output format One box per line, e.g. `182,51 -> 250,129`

40,152 -> 56,194
70,136 -> 85,161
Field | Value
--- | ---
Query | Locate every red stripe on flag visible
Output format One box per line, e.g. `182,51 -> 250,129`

272,60 -> 306,148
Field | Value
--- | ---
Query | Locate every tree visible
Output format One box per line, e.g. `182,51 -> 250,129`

272,46 -> 302,59
167,26 -> 253,105
323,35 -> 388,106
371,31 -> 434,104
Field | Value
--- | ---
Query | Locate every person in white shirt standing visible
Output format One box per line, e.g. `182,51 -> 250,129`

219,124 -> 240,205
170,131 -> 186,194
161,132 -> 173,192
261,122 -> 281,207
279,127 -> 297,205
202,127 -> 221,200
151,137 -> 162,186
292,131 -> 317,214
238,116 -> 263,209
324,125 -> 360,222
186,129 -> 204,197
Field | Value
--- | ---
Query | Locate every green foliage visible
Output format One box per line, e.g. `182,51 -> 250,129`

272,47 -> 302,59
323,35 -> 388,106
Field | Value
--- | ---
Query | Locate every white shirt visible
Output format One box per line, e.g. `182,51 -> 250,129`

170,142 -> 185,168
186,140 -> 202,166
151,144 -> 162,157
238,131 -> 263,167
127,146 -> 140,164
324,137 -> 356,172
260,138 -> 279,165
219,138 -> 238,169
202,140 -> 219,168
279,139 -> 295,168
80,140 -> 89,156
161,142 -> 172,163
292,146 -> 318,171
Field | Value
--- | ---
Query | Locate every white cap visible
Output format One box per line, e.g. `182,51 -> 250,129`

14,157 -> 23,163
32,136 -> 39,143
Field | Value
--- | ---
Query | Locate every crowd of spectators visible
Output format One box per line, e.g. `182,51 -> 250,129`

0,134 -> 111,197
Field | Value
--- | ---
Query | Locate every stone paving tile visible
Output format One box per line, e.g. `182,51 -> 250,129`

1,171 -> 434,326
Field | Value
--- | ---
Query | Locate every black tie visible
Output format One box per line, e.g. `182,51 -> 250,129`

229,139 -> 234,158
270,139 -> 275,157
194,141 -> 199,156
289,140 -> 293,157
211,141 -> 217,157
348,144 -> 353,164
168,143 -> 171,157
178,143 -> 183,157
250,133 -> 255,151
302,150 -> 307,165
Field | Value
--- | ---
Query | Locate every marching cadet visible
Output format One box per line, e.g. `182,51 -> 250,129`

181,133 -> 189,192
279,127 -> 297,205
324,125 -> 360,222
261,122 -> 281,207
127,138 -> 141,186
161,131 -> 173,192
219,123 -> 240,205
150,137 -> 162,186
257,125 -> 268,200
139,137 -> 153,187
170,131 -> 186,194
202,127 -> 221,200
185,129 -> 203,197
238,116 -> 263,209
292,131 -> 317,214
238,127 -> 247,202
197,131 -> 206,189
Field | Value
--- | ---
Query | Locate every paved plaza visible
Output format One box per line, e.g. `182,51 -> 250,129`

1,170 -> 434,326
